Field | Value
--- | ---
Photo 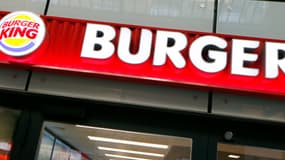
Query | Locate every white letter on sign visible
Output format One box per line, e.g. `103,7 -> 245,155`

265,42 -> 285,79
118,28 -> 152,64
81,23 -> 116,59
189,36 -> 227,73
153,31 -> 187,69
231,39 -> 259,77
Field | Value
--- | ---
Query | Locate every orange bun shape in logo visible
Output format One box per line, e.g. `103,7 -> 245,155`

0,11 -> 46,57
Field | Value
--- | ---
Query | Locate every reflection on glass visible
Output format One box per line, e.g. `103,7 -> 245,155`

0,142 -> 11,160
37,130 -> 83,160
37,131 -> 55,160
218,143 -> 285,160
0,107 -> 20,160
70,149 -> 82,160
52,139 -> 71,160
50,0 -> 214,18
37,122 -> 193,160
52,139 -> 82,160
48,0 -> 214,31
218,0 -> 267,24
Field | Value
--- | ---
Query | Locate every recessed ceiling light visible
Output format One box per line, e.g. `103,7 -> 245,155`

88,136 -> 168,149
98,146 -> 164,157
228,154 -> 241,159
105,154 -> 152,160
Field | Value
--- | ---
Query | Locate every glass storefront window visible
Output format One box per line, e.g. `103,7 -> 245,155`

218,143 -> 285,160
0,106 -> 20,160
37,130 -> 83,160
37,131 -> 55,160
37,121 -> 193,160
52,139 -> 71,160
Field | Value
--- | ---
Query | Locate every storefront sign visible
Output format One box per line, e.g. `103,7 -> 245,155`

1,11 -> 285,96
81,23 -> 285,79
0,11 -> 46,57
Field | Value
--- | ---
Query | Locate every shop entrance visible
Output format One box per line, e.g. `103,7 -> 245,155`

37,122 -> 192,160
0,91 -> 285,160
35,119 -> 285,160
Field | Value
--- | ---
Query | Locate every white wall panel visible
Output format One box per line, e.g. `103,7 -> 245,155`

47,0 -> 214,32
0,0 -> 46,14
217,0 -> 285,39
212,93 -> 285,122
29,71 -> 208,112
0,67 -> 29,90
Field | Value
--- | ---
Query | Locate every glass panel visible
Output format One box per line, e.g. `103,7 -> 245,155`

47,0 -> 214,31
217,0 -> 285,39
69,149 -> 82,160
218,143 -> 285,160
52,139 -> 71,160
37,131 -> 55,160
0,107 -> 20,160
0,0 -> 46,15
37,121 -> 193,160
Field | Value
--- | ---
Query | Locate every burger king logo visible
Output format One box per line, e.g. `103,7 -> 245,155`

0,11 -> 46,57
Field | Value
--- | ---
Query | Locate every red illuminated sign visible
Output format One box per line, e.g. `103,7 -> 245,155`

1,11 -> 285,96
